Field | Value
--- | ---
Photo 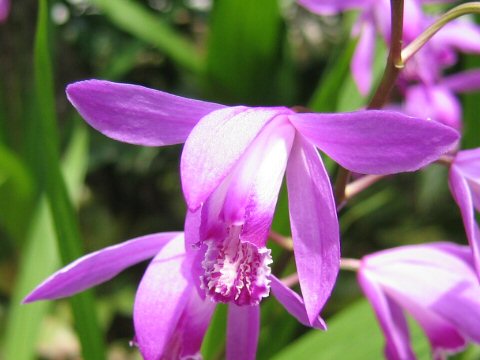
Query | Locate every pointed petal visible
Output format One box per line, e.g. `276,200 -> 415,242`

24,232 -> 182,302
286,137 -> 340,324
449,167 -> 480,276
270,275 -> 326,330
222,120 -> 295,247
442,69 -> 480,93
289,110 -> 459,174
133,237 -> 195,360
358,270 -> 416,360
226,304 -> 260,360
433,20 -> 480,55
351,18 -> 375,96
66,80 -> 224,146
181,107 -> 292,210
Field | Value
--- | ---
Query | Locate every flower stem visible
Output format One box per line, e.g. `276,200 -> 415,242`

269,230 -> 294,250
402,2 -> 480,62
340,258 -> 361,271
335,0 -> 404,207
344,174 -> 385,201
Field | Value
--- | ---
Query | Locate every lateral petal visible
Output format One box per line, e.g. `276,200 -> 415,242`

270,275 -> 326,330
181,106 -> 292,210
286,136 -> 340,324
226,304 -> 260,360
24,232 -> 182,302
289,110 -> 458,174
133,237 -> 194,360
67,80 -> 224,146
351,17 -> 375,96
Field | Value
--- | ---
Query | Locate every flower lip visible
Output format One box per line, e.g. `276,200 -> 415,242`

200,225 -> 272,306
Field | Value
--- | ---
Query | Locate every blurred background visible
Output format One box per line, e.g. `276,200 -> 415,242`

0,0 -> 479,359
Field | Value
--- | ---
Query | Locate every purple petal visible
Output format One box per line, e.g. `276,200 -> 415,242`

66,80 -> 224,146
432,20 -> 480,55
133,237 -> 195,359
453,148 -> 480,181
289,110 -> 459,174
223,119 -> 295,247
358,269 -> 416,360
181,107 -> 292,210
297,0 -> 372,15
286,136 -> 340,324
0,0 -> 10,22
270,275 -> 326,330
351,17 -> 376,96
449,167 -> 480,276
163,288 -> 216,359
24,232 -> 182,303
226,304 -> 260,360
442,70 -> 480,93
405,85 -> 462,130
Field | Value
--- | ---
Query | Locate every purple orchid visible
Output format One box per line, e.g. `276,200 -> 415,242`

403,69 -> 480,131
358,242 -> 480,360
65,79 -> 458,324
298,0 -> 480,96
0,0 -> 10,23
24,232 -> 324,359
449,148 -> 480,276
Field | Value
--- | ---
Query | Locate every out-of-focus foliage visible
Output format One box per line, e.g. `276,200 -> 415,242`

0,0 -> 478,359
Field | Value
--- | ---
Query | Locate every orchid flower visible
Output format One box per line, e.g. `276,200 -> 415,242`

65,79 -> 458,325
298,0 -> 480,95
403,69 -> 480,131
25,232 -> 324,359
449,148 -> 480,276
0,0 -> 10,23
358,242 -> 480,360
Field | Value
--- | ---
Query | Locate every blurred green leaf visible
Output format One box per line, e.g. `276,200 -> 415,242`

4,119 -> 90,360
206,0 -> 284,104
34,0 -> 105,358
272,300 -> 430,360
462,55 -> 480,149
201,304 -> 227,359
308,38 -> 357,112
87,0 -> 203,74
0,144 -> 35,242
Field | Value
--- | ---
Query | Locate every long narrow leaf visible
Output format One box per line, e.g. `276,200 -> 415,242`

33,1 -> 105,358
87,0 -> 203,74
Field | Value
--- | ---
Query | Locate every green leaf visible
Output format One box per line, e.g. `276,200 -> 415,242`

3,120 -> 90,360
201,304 -> 227,359
87,0 -> 203,74
462,55 -> 480,149
206,0 -> 284,104
33,1 -> 105,358
272,300 -> 431,360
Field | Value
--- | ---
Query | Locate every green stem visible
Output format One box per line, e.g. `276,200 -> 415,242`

402,2 -> 480,62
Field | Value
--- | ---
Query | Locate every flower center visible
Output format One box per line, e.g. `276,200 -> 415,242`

201,226 -> 272,306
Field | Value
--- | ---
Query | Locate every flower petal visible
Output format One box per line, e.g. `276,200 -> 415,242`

0,0 -> 10,22
442,69 -> 480,93
358,269 -> 416,360
163,287 -> 216,359
181,107 -> 292,210
286,136 -> 340,324
297,0 -> 372,15
449,167 -> 480,276
133,237 -> 194,360
24,232 -> 182,302
270,275 -> 326,330
66,80 -> 224,146
289,110 -> 459,174
223,119 -> 295,247
351,17 -> 375,96
226,304 -> 260,360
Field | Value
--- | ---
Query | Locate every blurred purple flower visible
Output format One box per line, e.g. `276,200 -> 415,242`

0,0 -> 10,23
25,232 -> 324,359
64,79 -> 457,324
359,242 -> 480,360
449,148 -> 480,276
298,0 -> 480,96
403,69 -> 480,131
